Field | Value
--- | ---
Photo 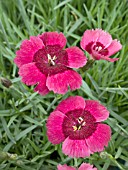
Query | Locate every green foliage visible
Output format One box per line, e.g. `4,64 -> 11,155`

0,0 -> 128,169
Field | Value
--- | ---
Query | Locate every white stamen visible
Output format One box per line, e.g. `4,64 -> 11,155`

98,46 -> 102,51
95,46 -> 102,51
47,54 -> 52,60
82,122 -> 86,126
53,55 -> 57,60
78,117 -> 83,124
51,60 -> 55,66
47,54 -> 57,66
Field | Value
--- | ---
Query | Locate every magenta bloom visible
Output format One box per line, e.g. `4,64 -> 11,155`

47,96 -> 111,158
80,29 -> 122,62
14,32 -> 87,95
57,163 -> 97,170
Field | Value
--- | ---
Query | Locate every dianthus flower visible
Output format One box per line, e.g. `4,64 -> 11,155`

80,29 -> 122,62
14,32 -> 87,95
47,96 -> 111,158
57,163 -> 97,170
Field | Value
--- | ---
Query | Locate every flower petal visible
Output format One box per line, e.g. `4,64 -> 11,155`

14,36 -> 44,67
107,39 -> 122,57
39,32 -> 67,49
90,50 -> 119,62
46,70 -> 82,94
56,96 -> 85,114
62,137 -> 91,158
19,63 -> 45,85
99,55 -> 119,62
86,124 -> 111,152
96,29 -> 112,48
80,29 -> 100,50
65,47 -> 87,68
57,164 -> 76,170
46,111 -> 66,144
85,100 -> 109,122
80,29 -> 112,51
79,163 -> 97,170
34,79 -> 49,95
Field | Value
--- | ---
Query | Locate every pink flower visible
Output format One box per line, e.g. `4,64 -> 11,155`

14,32 -> 87,95
80,29 -> 122,62
57,163 -> 97,170
47,96 -> 111,158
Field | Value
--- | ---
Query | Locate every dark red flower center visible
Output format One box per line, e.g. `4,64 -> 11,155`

33,45 -> 69,76
86,42 -> 109,56
93,42 -> 108,56
62,109 -> 97,140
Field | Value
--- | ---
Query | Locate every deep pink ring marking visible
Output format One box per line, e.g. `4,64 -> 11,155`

62,109 -> 98,140
33,45 -> 69,76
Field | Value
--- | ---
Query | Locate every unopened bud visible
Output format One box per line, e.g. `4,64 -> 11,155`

1,77 -> 12,88
100,152 -> 108,159
0,151 -> 8,160
0,151 -> 17,161
7,153 -> 17,160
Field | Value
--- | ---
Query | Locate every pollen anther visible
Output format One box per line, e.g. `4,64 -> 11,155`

72,126 -> 77,131
78,125 -> 81,130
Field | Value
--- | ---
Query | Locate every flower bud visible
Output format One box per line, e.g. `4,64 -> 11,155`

0,77 -> 12,88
